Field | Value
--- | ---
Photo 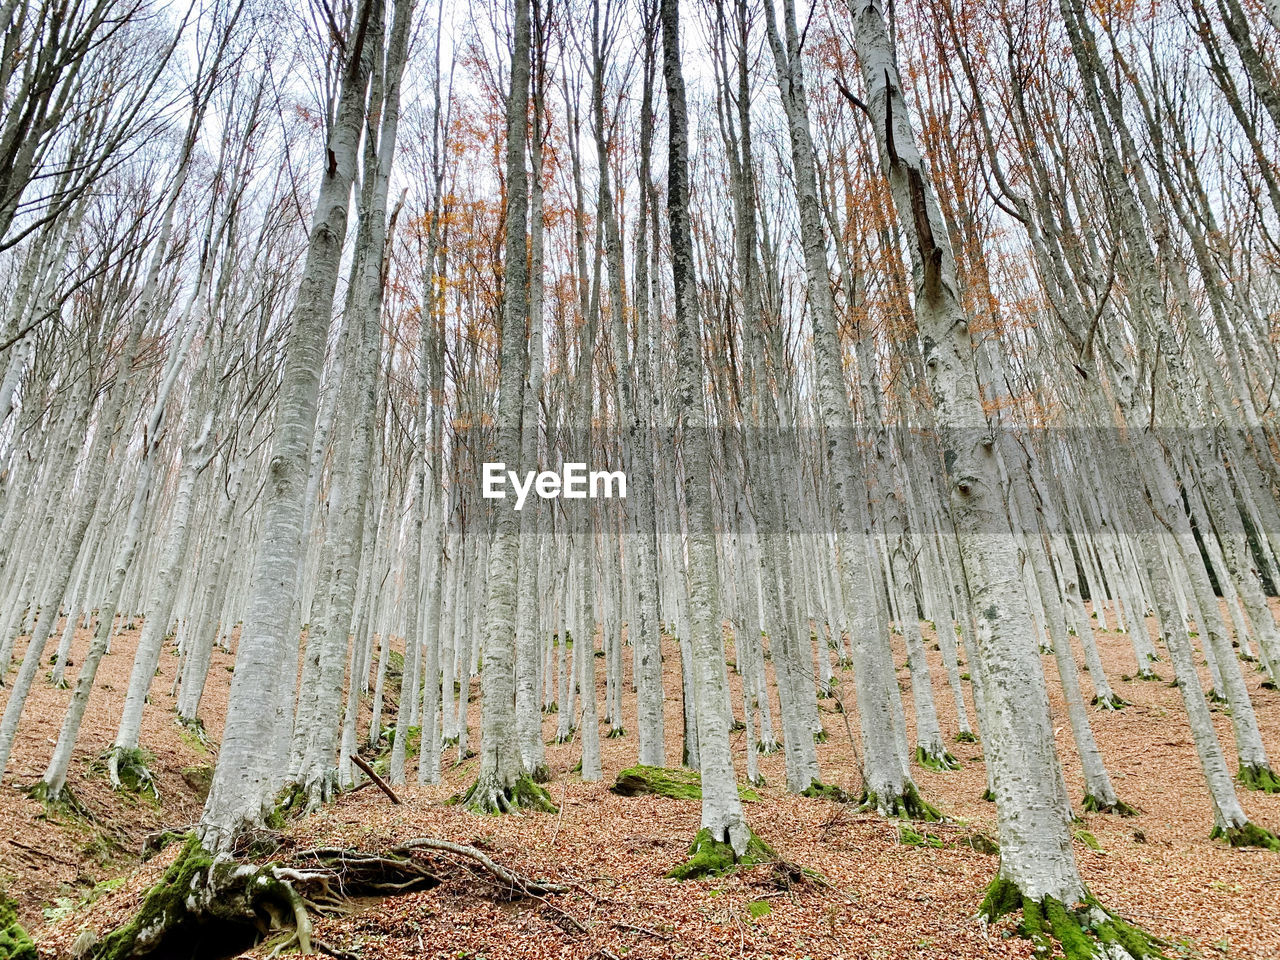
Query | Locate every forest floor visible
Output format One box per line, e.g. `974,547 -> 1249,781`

4,604 -> 1279,960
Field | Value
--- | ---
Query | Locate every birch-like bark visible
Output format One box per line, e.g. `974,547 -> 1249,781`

198,0 -> 379,851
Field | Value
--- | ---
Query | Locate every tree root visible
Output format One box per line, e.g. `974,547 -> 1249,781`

1091,693 -> 1129,710
859,780 -> 944,821
915,745 -> 960,772
1238,764 -> 1280,794
666,828 -> 791,882
979,875 -> 1165,959
1210,820 -> 1280,850
92,832 -> 566,959
459,774 -> 558,815
1082,794 -> 1139,817
105,747 -> 160,800
800,781 -> 852,802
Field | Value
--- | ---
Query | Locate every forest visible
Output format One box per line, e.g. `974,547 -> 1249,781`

0,0 -> 1278,957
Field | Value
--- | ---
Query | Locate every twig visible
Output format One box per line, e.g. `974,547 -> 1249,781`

394,837 -> 567,895
8,838 -> 77,866
350,753 -> 401,805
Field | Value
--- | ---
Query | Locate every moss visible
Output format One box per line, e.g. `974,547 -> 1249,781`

0,888 -> 36,960
666,828 -> 777,881
812,728 -> 828,744
107,747 -> 158,798
980,876 -> 1166,960
980,788 -> 996,802
1073,829 -> 1103,851
606,726 -> 627,738
1092,693 -> 1129,710
898,825 -> 943,848
1082,793 -> 1139,817
955,731 -> 978,743
1210,821 -> 1280,851
978,874 -> 1022,920
92,836 -> 213,960
800,781 -> 851,803
962,831 -> 1000,855
611,765 -> 762,803
859,780 -> 944,821
460,774 -> 558,815
180,766 -> 214,803
612,765 -> 702,800
915,745 -> 960,772
1238,764 -> 1280,793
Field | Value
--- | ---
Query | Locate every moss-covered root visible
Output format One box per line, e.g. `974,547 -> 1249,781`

91,836 -> 312,960
1210,820 -> 1280,851
610,765 -> 762,802
107,747 -> 158,797
979,875 -> 1166,960
915,745 -> 961,772
0,887 -> 36,960
612,765 -> 702,799
800,781 -> 852,802
666,828 -> 778,881
1082,793 -> 1139,817
1238,763 -> 1280,794
859,780 -> 944,822
460,774 -> 558,815
1092,693 -> 1130,710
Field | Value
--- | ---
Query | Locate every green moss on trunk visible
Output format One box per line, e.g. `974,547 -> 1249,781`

1210,820 -> 1280,850
0,889 -> 36,960
1082,793 -> 1138,816
666,828 -> 778,880
979,875 -> 1165,959
460,774 -> 558,814
859,781 -> 944,821
92,836 -> 216,959
915,745 -> 960,771
1238,764 -> 1280,793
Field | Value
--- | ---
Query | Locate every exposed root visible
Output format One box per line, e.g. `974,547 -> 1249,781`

105,747 -> 160,799
799,781 -> 852,803
979,875 -> 1165,959
1091,693 -> 1129,710
1082,794 -> 1139,817
915,745 -> 960,772
666,828 -> 796,884
460,773 -> 558,815
859,780 -> 944,822
92,832 -> 565,959
955,731 -> 978,743
1238,763 -> 1280,794
1210,820 -> 1280,850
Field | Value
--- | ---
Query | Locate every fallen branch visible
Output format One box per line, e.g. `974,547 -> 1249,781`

393,837 -> 566,896
350,753 -> 401,804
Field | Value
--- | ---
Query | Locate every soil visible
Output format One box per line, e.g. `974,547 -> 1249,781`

5,602 -> 1278,960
